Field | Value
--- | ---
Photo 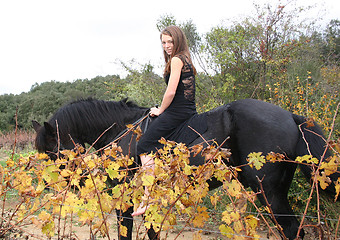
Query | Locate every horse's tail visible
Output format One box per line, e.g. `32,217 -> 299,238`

293,114 -> 339,200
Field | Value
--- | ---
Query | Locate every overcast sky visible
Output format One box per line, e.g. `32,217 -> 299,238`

0,0 -> 339,95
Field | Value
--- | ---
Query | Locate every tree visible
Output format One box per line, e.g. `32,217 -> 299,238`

199,1 -> 323,102
115,61 -> 164,107
322,19 -> 340,65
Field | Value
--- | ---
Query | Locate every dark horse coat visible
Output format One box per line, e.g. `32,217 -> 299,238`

32,98 -> 338,240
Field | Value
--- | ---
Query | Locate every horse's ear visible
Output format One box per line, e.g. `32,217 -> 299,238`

32,120 -> 41,132
43,122 -> 56,136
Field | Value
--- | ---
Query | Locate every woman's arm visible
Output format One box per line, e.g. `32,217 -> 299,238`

150,56 -> 183,116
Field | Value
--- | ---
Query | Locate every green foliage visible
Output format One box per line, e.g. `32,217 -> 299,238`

200,2 -> 319,102
322,19 -> 340,64
0,75 -> 119,131
156,14 -> 177,32
0,94 -> 19,131
112,61 -> 164,107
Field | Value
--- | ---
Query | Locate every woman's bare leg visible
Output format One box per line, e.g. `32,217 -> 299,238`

131,154 -> 154,216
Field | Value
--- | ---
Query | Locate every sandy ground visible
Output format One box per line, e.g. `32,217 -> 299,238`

10,216 -> 222,240
2,201 -> 329,240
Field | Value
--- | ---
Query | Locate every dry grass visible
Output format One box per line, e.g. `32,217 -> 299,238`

0,129 -> 35,151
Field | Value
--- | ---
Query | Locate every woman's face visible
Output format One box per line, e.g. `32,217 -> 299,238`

161,34 -> 173,56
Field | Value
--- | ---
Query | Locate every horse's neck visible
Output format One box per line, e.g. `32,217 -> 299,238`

120,108 -> 147,129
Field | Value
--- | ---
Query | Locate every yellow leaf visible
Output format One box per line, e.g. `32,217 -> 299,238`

234,220 -> 243,233
6,160 -> 15,167
245,215 -> 259,230
38,211 -> 51,222
183,164 -> 192,175
191,144 -> 203,157
71,177 -> 80,188
210,192 -> 221,208
320,156 -> 339,176
192,206 -> 209,228
119,225 -> 128,237
219,224 -> 234,238
222,209 -> 240,225
247,152 -> 266,170
37,153 -> 49,160
142,175 -> 155,187
316,171 -> 331,190
30,199 -> 41,213
106,168 -> 119,180
42,165 -> 59,183
106,162 -> 120,180
76,168 -> 82,175
87,159 -> 96,169
41,221 -> 55,238
158,137 -> 168,146
223,179 -> 242,198
193,231 -> 202,240
60,169 -> 72,177
295,155 -> 319,164
36,182 -> 46,193
266,152 -> 285,162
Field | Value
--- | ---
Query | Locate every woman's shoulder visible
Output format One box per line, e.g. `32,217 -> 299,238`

173,54 -> 194,74
174,54 -> 188,63
170,56 -> 184,68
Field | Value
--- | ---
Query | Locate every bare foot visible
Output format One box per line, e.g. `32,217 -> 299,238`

131,204 -> 148,216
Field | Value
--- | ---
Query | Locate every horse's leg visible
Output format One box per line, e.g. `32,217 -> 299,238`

244,163 -> 304,240
116,207 -> 160,240
116,207 -> 133,240
145,223 -> 160,240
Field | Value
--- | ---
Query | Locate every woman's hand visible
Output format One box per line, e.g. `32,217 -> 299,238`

149,107 -> 162,117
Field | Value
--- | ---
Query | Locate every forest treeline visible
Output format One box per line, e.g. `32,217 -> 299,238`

0,2 -> 339,136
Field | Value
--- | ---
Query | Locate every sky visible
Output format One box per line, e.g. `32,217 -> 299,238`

0,0 -> 339,95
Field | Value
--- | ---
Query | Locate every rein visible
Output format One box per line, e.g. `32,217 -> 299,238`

113,110 -> 152,143
109,110 -> 152,165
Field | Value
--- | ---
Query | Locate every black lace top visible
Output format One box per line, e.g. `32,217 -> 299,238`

164,54 -> 196,112
136,54 -> 196,155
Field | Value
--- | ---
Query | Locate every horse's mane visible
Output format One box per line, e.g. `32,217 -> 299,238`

49,98 -> 147,133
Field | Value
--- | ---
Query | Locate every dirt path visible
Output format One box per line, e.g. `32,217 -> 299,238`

3,207 -> 325,240
13,218 -> 221,240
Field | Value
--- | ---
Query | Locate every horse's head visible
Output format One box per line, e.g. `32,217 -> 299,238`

32,120 -> 59,160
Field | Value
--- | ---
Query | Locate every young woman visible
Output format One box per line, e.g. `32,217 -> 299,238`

132,25 -> 197,216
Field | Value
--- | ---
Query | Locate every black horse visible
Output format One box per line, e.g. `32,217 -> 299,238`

32,98 -> 338,240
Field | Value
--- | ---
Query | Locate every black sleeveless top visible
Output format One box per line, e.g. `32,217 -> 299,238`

136,54 -> 197,155
164,54 -> 196,113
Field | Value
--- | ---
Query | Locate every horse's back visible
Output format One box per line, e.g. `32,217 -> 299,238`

227,99 -> 299,158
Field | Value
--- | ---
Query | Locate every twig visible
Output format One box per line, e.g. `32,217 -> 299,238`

0,215 -> 45,240
303,224 -> 324,239
55,120 -> 61,159
256,176 -> 288,240
10,107 -> 19,162
297,161 -> 317,238
326,101 -> 339,143
297,102 -> 340,238
335,215 -> 340,239
99,113 -> 150,154
188,125 -> 211,146
72,141 -> 111,240
298,123 -> 312,156
156,134 -> 231,228
85,122 -> 116,155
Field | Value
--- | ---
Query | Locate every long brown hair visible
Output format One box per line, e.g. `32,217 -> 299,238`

161,25 -> 196,75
